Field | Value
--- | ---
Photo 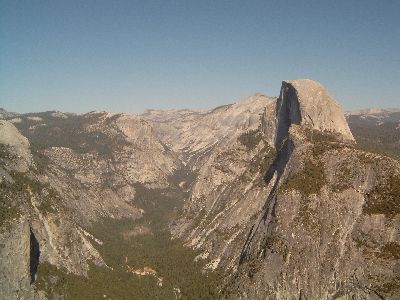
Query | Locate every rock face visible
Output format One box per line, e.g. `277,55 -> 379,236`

0,111 -> 182,295
165,80 -> 399,299
0,218 -> 35,299
0,79 -> 399,299
232,138 -> 400,299
143,93 -> 275,168
0,120 -> 32,172
275,79 -> 354,148
114,114 -> 180,186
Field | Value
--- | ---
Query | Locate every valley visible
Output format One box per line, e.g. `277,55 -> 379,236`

35,184 -> 221,299
0,79 -> 399,299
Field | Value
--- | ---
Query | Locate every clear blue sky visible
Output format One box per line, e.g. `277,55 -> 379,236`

1,0 -> 399,114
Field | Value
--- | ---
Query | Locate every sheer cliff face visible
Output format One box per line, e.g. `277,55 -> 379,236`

275,79 -> 354,149
0,112 -> 182,295
0,219 -> 35,299
0,120 -> 32,172
167,80 -> 399,299
0,79 -> 399,299
234,133 -> 399,300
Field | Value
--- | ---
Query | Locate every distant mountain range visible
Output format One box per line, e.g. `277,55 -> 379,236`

0,80 -> 399,299
345,107 -> 400,159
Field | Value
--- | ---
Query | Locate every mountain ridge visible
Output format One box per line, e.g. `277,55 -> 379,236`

0,79 -> 399,299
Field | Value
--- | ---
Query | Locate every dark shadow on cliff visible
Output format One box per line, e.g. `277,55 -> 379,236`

239,83 -> 301,264
30,229 -> 40,284
264,138 -> 294,184
239,138 -> 294,264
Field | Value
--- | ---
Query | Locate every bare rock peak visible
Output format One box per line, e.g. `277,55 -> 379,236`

277,78 -> 354,143
0,120 -> 32,172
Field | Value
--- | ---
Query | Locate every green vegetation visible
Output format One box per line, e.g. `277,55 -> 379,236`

0,144 -> 14,161
213,227 -> 233,241
246,257 -> 264,279
191,207 -> 207,229
263,233 -> 289,261
239,144 -> 276,187
281,159 -> 326,196
0,171 -> 61,228
31,146 -> 50,174
352,231 -> 374,251
238,129 -> 262,150
363,174 -> 400,217
305,128 -> 340,144
0,146 -> 22,227
288,129 -> 351,193
375,276 -> 400,295
168,165 -> 197,191
304,129 -> 345,157
347,115 -> 400,159
36,186 -> 60,215
331,163 -> 353,192
294,197 -> 321,234
279,157 -> 327,233
379,242 -> 400,260
36,184 -> 222,299
251,146 -> 276,179
12,172 -> 59,215
13,112 -> 130,158
0,181 -> 21,228
0,173 -> 34,228
36,223 -> 221,299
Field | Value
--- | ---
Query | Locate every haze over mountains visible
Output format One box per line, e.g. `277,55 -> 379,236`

0,79 -> 399,299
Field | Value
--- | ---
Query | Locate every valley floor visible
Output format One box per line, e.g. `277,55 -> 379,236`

35,185 -> 222,299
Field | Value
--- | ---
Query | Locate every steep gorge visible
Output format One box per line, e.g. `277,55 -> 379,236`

0,79 -> 399,299
153,79 -> 399,299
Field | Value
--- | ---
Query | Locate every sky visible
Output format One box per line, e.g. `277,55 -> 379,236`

1,0 -> 399,114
